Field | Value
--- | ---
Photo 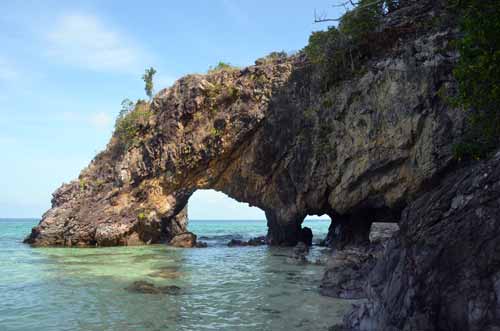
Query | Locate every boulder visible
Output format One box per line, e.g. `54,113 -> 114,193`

227,236 -> 267,247
169,232 -> 197,248
298,227 -> 313,246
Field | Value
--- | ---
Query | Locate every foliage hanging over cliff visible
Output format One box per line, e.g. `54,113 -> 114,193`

451,0 -> 500,160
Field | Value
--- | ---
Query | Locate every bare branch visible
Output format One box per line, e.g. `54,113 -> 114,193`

316,0 -> 387,24
314,9 -> 342,23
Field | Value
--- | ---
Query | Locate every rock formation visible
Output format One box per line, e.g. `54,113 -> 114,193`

334,151 -> 500,331
168,232 -> 199,248
23,0 -> 500,329
25,0 -> 462,248
320,223 -> 399,299
22,0 -> 463,250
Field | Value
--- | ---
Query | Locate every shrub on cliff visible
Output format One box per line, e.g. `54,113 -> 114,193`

114,99 -> 151,148
451,0 -> 500,160
208,61 -> 238,74
304,0 -> 400,88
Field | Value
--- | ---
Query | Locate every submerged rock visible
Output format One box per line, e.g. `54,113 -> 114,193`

125,281 -> 181,295
286,242 -> 310,265
195,241 -> 208,248
227,236 -> 267,247
149,266 -> 183,279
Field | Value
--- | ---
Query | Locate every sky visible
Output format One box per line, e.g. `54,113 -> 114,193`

0,0 -> 342,219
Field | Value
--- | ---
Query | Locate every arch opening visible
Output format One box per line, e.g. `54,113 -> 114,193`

183,189 -> 268,247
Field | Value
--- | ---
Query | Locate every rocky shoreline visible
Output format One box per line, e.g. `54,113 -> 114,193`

23,0 -> 500,329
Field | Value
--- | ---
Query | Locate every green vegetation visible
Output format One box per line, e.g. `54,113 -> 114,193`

114,99 -> 151,148
142,67 -> 157,100
210,127 -> 222,137
114,68 -> 157,149
450,0 -> 500,160
255,51 -> 288,65
208,61 -> 238,74
304,0 -> 400,88
94,178 -> 106,189
79,178 -> 87,192
137,212 -> 147,221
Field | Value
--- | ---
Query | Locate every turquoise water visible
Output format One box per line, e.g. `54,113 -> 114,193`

0,219 -> 352,331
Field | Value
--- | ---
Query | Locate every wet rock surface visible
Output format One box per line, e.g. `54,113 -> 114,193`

320,223 -> 399,299
169,232 -> 205,248
227,236 -> 267,247
286,242 -> 310,265
337,152 -> 500,330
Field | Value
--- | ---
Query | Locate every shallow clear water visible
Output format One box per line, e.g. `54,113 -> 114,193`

0,219 -> 353,331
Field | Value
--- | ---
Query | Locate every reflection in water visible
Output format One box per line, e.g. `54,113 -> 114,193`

0,219 -> 354,331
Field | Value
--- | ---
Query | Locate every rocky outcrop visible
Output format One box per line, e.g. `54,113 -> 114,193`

320,223 -> 399,299
338,152 -> 500,331
169,232 -> 199,248
25,0 -> 463,247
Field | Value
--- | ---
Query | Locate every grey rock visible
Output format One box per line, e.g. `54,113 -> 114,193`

341,152 -> 500,330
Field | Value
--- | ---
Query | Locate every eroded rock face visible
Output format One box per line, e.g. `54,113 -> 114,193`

25,0 -> 463,247
341,152 -> 500,331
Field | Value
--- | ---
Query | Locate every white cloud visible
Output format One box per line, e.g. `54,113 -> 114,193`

46,13 -> 150,73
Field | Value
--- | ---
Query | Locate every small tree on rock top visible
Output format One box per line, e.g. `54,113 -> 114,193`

142,67 -> 157,100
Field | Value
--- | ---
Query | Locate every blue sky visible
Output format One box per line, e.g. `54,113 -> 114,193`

0,0 -> 341,219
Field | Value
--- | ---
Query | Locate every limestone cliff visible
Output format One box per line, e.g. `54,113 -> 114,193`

26,0 -> 462,247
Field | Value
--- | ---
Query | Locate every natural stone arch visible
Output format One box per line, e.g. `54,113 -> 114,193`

26,45 -> 464,247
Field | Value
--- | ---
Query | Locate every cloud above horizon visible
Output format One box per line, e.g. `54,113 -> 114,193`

46,13 -> 150,73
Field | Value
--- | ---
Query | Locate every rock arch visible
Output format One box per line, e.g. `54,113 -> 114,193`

26,46 -> 463,247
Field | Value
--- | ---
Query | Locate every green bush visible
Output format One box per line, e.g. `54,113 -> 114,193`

304,0 -> 391,88
304,26 -> 354,88
338,0 -> 384,42
114,100 -> 151,148
450,0 -> 500,160
208,61 -> 238,74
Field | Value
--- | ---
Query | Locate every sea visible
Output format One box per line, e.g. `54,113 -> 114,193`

0,218 -> 353,331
